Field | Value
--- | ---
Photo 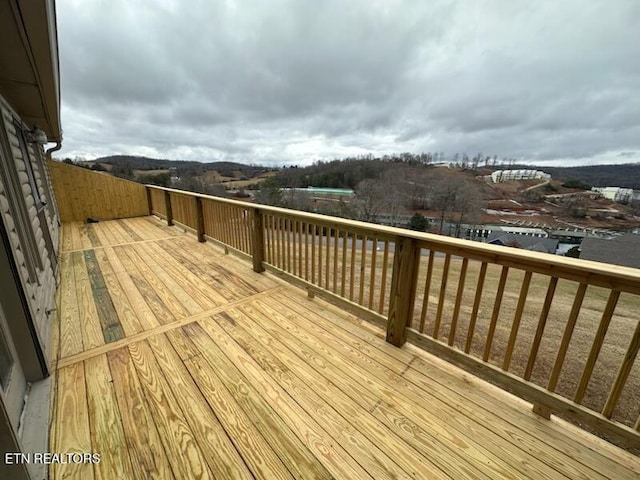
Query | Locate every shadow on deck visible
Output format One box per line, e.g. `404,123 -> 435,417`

50,217 -> 639,479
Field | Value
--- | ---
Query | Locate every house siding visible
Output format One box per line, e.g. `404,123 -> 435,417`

0,96 -> 59,365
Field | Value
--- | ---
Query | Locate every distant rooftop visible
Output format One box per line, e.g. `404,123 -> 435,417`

580,234 -> 640,269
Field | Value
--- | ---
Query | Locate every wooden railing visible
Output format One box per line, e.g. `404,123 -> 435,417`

147,185 -> 640,449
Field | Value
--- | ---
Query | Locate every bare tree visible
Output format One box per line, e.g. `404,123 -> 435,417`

452,180 -> 484,237
380,168 -> 408,226
432,176 -> 484,236
355,178 -> 387,223
282,189 -> 313,211
433,177 -> 459,233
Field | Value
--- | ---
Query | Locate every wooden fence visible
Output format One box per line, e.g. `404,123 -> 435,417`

148,185 -> 640,449
48,160 -> 148,222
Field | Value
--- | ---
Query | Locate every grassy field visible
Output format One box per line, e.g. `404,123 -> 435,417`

267,233 -> 640,445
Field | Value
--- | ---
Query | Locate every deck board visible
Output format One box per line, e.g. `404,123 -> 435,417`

59,253 -> 83,356
146,334 -> 256,480
51,218 -> 640,480
53,362 -> 94,480
84,354 -> 135,480
72,252 -> 105,349
127,340 -> 214,480
212,307 -> 445,479
106,347 -> 175,480
258,296 -> 591,480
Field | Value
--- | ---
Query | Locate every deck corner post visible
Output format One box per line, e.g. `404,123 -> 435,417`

386,235 -> 420,347
145,186 -> 153,216
164,190 -> 173,226
195,196 -> 205,242
252,208 -> 265,273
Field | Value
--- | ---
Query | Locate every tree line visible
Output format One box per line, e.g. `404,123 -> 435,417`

255,158 -> 487,237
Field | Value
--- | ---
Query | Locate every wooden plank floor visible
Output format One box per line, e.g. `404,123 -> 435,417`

50,217 -> 640,479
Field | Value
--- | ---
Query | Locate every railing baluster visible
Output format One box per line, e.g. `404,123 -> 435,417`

418,250 -> 435,333
349,234 -> 357,301
298,220 -> 303,278
368,237 -> 378,310
524,277 -> 559,380
317,225 -> 323,287
333,229 -> 339,292
244,209 -> 251,253
325,227 -> 331,290
340,231 -> 347,297
310,223 -> 316,284
291,219 -> 297,276
465,262 -> 488,354
242,209 -> 248,252
574,290 -> 620,404
224,205 -> 232,247
548,283 -> 587,391
235,207 -> 241,250
286,218 -> 292,272
304,222 -> 309,281
433,253 -> 452,338
264,215 -> 271,264
503,271 -> 532,370
359,235 -> 367,305
282,217 -> 287,269
483,266 -> 510,362
448,257 -> 469,347
276,217 -> 284,270
238,210 -> 253,254
378,240 -> 390,314
214,203 -> 221,242
219,204 -> 226,243
602,319 -> 640,418
229,206 -> 238,248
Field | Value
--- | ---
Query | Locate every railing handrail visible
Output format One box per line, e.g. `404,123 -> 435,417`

147,185 -> 640,294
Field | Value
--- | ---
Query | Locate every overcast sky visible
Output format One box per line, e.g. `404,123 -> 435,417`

56,0 -> 640,166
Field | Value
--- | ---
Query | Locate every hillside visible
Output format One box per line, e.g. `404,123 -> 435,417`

530,163 -> 640,189
90,155 -> 272,178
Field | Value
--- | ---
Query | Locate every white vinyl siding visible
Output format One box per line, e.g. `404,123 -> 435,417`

0,96 -> 59,361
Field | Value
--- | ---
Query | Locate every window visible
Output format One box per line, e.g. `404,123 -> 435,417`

0,116 -> 43,281
14,119 -> 44,210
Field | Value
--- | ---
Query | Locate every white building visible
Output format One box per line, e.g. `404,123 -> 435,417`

591,187 -> 635,203
490,170 -> 551,183
471,225 -> 549,239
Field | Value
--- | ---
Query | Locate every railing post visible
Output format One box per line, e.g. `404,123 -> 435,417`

252,208 -> 265,273
145,186 -> 153,216
195,196 -> 205,242
164,190 -> 173,226
386,236 -> 420,347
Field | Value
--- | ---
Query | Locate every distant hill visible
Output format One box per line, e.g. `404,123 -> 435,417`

530,164 -> 640,189
90,155 -> 272,178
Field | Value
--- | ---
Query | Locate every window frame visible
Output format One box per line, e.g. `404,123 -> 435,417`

0,115 -> 44,282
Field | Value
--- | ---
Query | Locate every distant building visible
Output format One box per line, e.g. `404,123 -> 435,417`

471,225 -> 548,239
490,169 -> 551,183
580,234 -> 640,269
591,187 -> 635,203
486,232 -> 559,254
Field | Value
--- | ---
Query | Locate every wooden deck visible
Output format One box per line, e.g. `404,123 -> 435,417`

50,217 -> 640,479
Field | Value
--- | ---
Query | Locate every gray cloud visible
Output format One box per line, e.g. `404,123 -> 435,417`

56,0 -> 640,166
